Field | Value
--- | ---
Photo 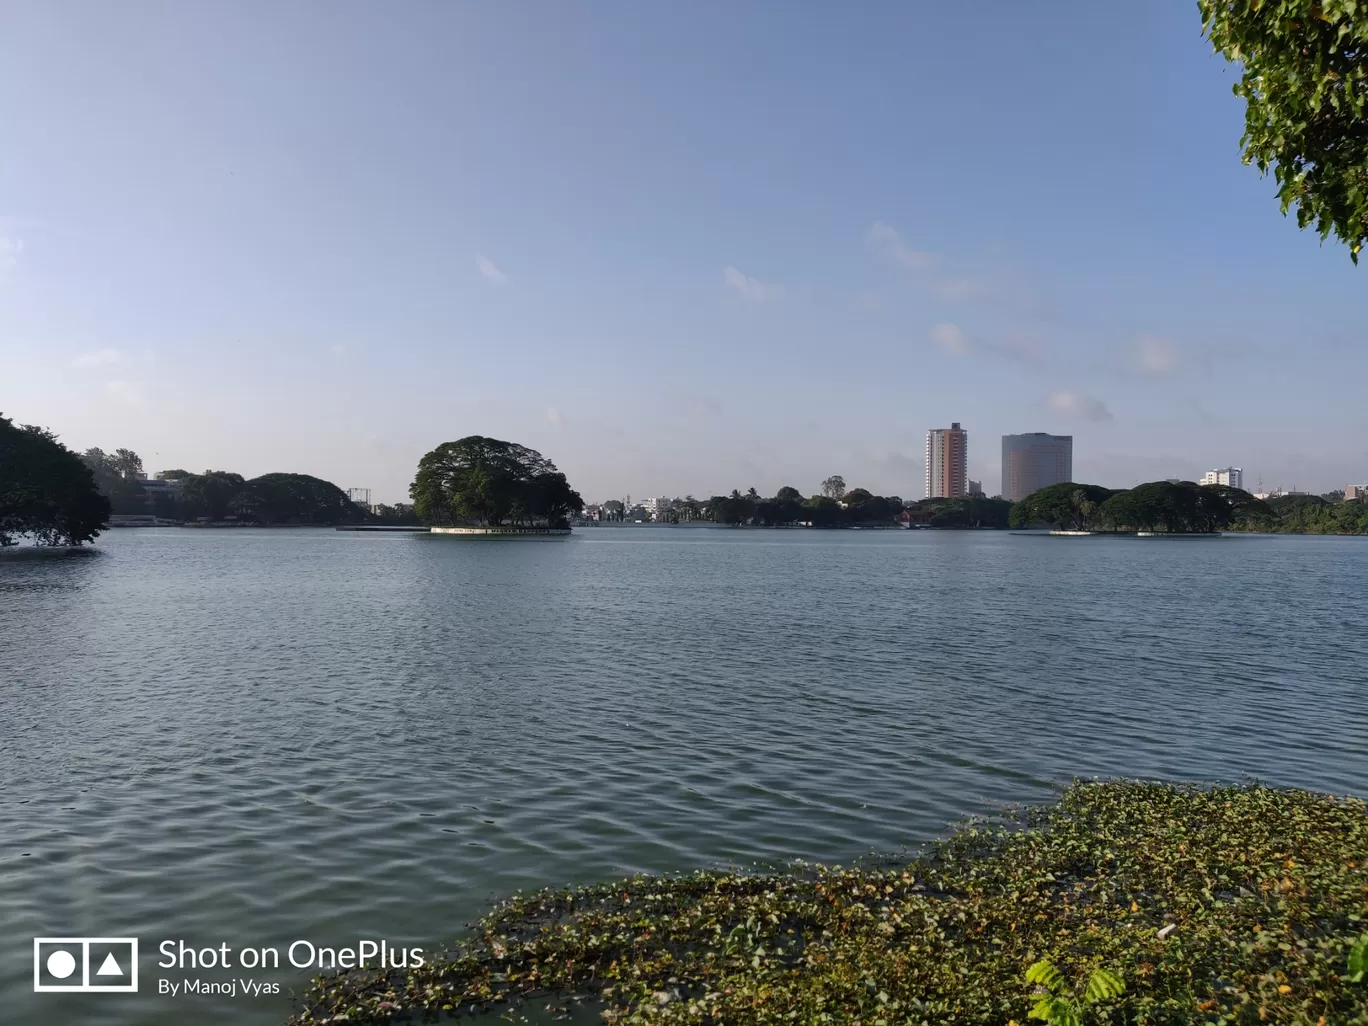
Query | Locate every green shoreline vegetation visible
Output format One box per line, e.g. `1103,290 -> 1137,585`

1008,481 -> 1368,536
285,781 -> 1368,1026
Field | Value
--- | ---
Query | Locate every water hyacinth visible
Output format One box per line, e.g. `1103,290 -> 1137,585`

284,781 -> 1368,1025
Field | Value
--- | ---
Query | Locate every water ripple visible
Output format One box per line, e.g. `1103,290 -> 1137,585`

1,529 -> 1365,1024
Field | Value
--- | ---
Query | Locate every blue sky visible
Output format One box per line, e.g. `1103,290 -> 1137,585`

2,1 -> 1365,502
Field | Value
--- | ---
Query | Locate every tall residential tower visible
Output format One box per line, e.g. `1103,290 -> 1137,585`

1001,433 -> 1073,501
925,423 -> 968,498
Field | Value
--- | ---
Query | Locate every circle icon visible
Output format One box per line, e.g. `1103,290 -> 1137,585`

46,950 -> 77,979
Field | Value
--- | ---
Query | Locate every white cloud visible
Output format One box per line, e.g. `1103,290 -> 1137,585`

475,253 -> 507,284
867,221 -> 936,270
1047,391 -> 1112,422
0,236 -> 23,268
105,380 -> 145,408
545,407 -> 563,425
1130,333 -> 1179,375
72,348 -> 125,369
930,322 -> 972,356
724,266 -> 782,302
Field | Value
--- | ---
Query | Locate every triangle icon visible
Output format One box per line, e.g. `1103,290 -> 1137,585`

96,952 -> 124,977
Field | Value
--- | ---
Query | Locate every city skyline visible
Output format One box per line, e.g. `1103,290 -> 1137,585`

3,3 -> 1366,504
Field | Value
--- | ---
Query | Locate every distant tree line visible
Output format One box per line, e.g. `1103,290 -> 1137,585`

1008,480 -> 1368,535
604,485 -> 1013,529
1241,492 -> 1368,535
172,470 -> 366,525
1,414 -> 110,546
78,450 -> 370,526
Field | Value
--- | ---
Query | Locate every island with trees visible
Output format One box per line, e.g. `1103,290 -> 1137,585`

1008,479 -> 1368,536
411,436 -> 584,533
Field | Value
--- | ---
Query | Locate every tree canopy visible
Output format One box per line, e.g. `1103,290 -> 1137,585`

1200,0 -> 1368,262
916,495 -> 1014,529
411,436 -> 584,527
81,447 -> 149,515
1,414 -> 110,546
237,473 -> 363,524
179,471 -> 248,521
174,470 -> 364,524
1008,483 -> 1117,530
819,475 -> 846,500
1010,480 -> 1278,534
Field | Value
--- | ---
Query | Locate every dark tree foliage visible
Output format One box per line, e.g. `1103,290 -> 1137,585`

81,446 -> 148,514
179,471 -> 248,521
1008,483 -> 1118,530
914,496 -> 1014,529
1099,481 -> 1274,533
238,473 -> 364,525
370,503 -> 422,525
1200,0 -> 1368,262
1247,492 -> 1368,533
411,436 -> 584,527
0,414 -> 110,546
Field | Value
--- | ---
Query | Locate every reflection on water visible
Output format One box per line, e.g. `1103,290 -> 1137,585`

1,528 -> 1364,1025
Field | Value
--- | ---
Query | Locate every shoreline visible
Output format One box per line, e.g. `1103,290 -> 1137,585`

283,780 -> 1368,1026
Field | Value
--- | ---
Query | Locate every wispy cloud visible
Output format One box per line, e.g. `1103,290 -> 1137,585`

545,407 -> 563,426
0,236 -> 23,269
930,322 -> 972,356
72,348 -> 124,369
1127,333 -> 1179,376
105,380 -> 145,408
724,266 -> 782,302
867,222 -> 936,270
928,324 -> 1044,364
475,253 -> 507,284
1046,391 -> 1112,422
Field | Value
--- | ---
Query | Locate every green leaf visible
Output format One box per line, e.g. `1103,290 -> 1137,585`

1349,933 -> 1368,982
1084,967 -> 1125,1003
1025,959 -> 1064,993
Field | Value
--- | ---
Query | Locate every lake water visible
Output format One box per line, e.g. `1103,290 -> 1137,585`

2,527 -> 1364,1025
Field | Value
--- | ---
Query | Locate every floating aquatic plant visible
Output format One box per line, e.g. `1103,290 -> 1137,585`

284,781 -> 1368,1025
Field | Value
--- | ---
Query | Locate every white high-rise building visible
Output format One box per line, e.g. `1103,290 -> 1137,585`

1200,467 -> 1243,490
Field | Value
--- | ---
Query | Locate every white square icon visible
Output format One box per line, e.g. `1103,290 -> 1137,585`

34,938 -> 139,993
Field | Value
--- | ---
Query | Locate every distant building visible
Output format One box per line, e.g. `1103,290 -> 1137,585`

925,423 -> 968,498
1200,467 -> 1244,490
640,496 -> 671,520
1000,433 -> 1073,502
137,477 -> 184,514
1345,485 -> 1366,501
967,479 -> 983,496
